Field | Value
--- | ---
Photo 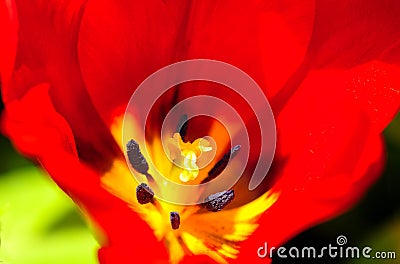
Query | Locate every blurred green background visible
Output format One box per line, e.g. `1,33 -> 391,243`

0,92 -> 398,263
0,99 -> 98,263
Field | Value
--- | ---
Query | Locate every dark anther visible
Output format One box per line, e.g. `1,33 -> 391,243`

126,139 -> 149,175
136,183 -> 154,204
177,114 -> 188,142
202,145 -> 241,183
204,190 -> 235,212
170,211 -> 181,230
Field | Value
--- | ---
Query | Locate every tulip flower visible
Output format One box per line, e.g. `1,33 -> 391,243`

1,0 -> 399,263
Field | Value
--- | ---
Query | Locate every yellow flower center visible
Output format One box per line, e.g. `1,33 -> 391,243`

101,115 -> 278,263
168,132 -> 213,183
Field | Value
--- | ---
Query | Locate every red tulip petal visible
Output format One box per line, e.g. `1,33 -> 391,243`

4,0 -> 121,169
0,0 -> 18,87
1,83 -> 102,201
1,83 -> 167,262
3,0 -> 85,102
178,0 -> 315,99
42,146 -> 169,264
77,0 -> 188,125
1,83 -> 77,158
272,0 -> 400,115
237,62 -> 399,260
308,0 -> 400,67
77,0 -> 315,126
237,131 -> 384,262
345,62 -> 400,132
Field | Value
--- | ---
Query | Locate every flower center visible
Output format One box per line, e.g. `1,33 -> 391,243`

126,130 -> 238,215
168,132 -> 213,183
102,114 -> 279,263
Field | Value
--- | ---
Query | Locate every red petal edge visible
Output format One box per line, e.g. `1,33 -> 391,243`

1,84 -> 168,263
236,61 -> 399,261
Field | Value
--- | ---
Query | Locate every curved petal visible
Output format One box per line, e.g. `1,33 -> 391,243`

77,0 -> 190,126
272,0 -> 400,115
241,4 -> 400,252
41,151 -> 170,264
3,0 -> 86,102
1,83 -> 168,262
77,0 -> 315,127
344,62 -> 400,131
178,0 -> 315,100
237,62 -> 400,260
308,0 -> 400,67
1,83 -> 77,158
5,0 -> 120,169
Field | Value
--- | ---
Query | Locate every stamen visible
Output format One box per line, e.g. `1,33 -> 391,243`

170,211 -> 181,230
136,183 -> 154,204
177,114 -> 189,142
204,190 -> 235,212
126,139 -> 149,175
202,145 -> 241,183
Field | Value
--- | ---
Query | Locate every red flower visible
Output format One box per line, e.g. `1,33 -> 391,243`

1,0 -> 400,263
